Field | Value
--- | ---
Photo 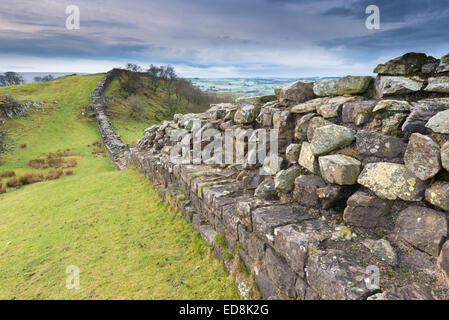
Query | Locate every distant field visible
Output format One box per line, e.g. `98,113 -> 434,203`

0,75 -> 239,299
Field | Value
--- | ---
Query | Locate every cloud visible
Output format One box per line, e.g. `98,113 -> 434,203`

0,0 -> 448,76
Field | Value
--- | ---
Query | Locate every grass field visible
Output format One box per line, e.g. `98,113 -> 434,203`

0,75 -> 238,299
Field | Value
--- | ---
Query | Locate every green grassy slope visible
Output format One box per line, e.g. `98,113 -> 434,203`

0,75 -> 238,299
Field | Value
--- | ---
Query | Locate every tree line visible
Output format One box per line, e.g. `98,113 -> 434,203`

0,72 -> 55,87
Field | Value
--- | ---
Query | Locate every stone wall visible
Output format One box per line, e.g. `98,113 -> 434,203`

118,52 -> 448,300
90,70 -> 130,170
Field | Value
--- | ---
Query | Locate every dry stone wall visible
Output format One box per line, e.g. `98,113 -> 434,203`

90,70 -> 130,170
103,52 -> 449,300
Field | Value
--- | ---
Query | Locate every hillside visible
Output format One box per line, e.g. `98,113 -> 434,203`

0,74 -> 238,299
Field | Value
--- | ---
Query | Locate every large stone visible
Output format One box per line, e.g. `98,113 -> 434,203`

294,113 -> 316,141
342,101 -> 377,126
426,109 -> 449,134
272,110 -> 291,133
355,130 -> 407,160
265,247 -> 297,298
293,175 -> 326,208
373,100 -> 411,113
234,104 -> 260,124
381,113 -> 408,136
357,162 -> 428,201
285,144 -> 301,164
274,221 -> 331,276
424,76 -> 449,93
395,206 -> 448,256
438,241 -> 449,285
310,124 -> 355,156
298,142 -> 319,174
306,116 -> 331,142
280,81 -> 315,103
402,99 -> 448,133
362,239 -> 397,266
262,154 -> 283,176
368,284 -> 432,300
422,56 -> 440,74
404,133 -> 441,180
254,178 -> 277,200
318,155 -> 361,185
313,79 -> 338,97
437,53 -> 449,73
307,249 -> 377,300
291,97 -> 325,114
374,76 -> 423,97
442,142 -> 449,171
425,181 -> 449,212
343,191 -> 389,228
316,96 -> 357,118
252,205 -> 309,244
336,76 -> 373,95
274,166 -> 302,193
374,53 -> 428,75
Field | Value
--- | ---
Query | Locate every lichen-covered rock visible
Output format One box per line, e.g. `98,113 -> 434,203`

342,101 -> 377,126
357,162 -> 428,201
272,110 -> 291,133
313,79 -> 338,97
316,96 -> 357,118
395,206 -> 448,256
424,76 -> 449,93
306,116 -> 331,142
336,76 -> 373,95
310,124 -> 355,156
343,191 -> 389,228
425,109 -> 449,134
404,133 -> 441,180
374,76 -> 423,97
291,97 -> 325,113
274,221 -> 331,276
368,284 -> 432,300
294,113 -> 315,141
234,104 -> 260,124
274,166 -> 302,193
279,81 -> 315,103
422,56 -> 440,74
437,53 -> 449,73
425,181 -> 449,211
438,241 -> 449,285
298,142 -> 319,174
402,99 -> 448,133
293,175 -> 326,208
262,154 -> 283,176
355,130 -> 406,160
373,99 -> 411,113
306,249 -> 377,300
265,247 -> 297,298
285,144 -> 301,164
381,112 -> 409,136
318,155 -> 361,185
254,178 -> 277,200
442,142 -> 449,172
362,239 -> 397,266
374,53 -> 428,75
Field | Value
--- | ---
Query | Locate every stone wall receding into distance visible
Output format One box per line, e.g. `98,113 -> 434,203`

93,53 -> 449,300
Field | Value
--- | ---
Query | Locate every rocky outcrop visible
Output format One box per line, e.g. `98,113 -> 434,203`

90,70 -> 130,170
122,53 -> 449,300
0,95 -> 42,118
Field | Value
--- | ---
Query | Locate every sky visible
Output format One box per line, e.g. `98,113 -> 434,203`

0,0 -> 448,77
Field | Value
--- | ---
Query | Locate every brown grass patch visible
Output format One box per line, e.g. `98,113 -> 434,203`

20,144 -> 27,149
6,177 -> 20,188
0,160 -> 4,167
63,159 -> 77,168
64,170 -> 73,176
0,184 -> 6,194
0,170 -> 16,178
19,173 -> 44,185
28,150 -> 78,169
46,169 -> 64,181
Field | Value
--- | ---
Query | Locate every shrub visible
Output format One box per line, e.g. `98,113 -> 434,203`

19,173 -> 44,185
92,146 -> 105,154
28,159 -> 49,169
6,177 -> 20,188
0,170 -> 16,178
64,170 -> 73,176
46,169 -> 63,180
20,144 -> 27,149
